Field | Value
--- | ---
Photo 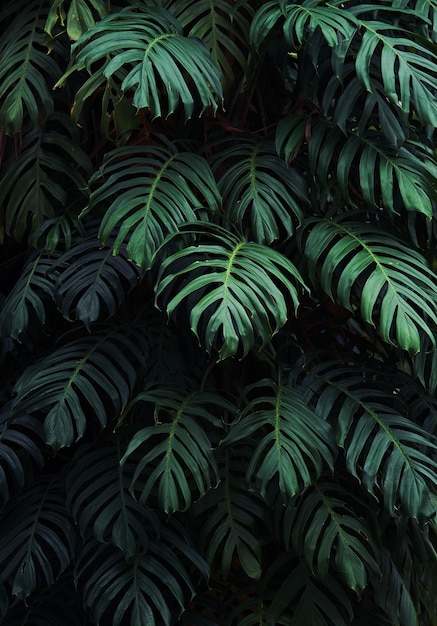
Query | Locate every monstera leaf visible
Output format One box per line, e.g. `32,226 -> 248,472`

121,386 -> 231,513
0,114 -> 91,242
0,476 -> 76,600
53,234 -> 141,328
45,0 -> 109,40
0,403 -> 44,507
76,525 -> 208,626
87,142 -> 220,271
211,140 -> 308,244
276,115 -> 437,218
58,5 -> 223,120
66,440 -> 159,558
302,361 -> 437,522
155,227 -> 307,359
0,1 -> 62,134
300,216 -> 437,354
221,378 -> 336,499
282,481 -> 380,592
11,325 -> 148,449
168,0 -> 253,80
0,250 -> 58,339
191,447 -> 271,580
263,554 -> 354,626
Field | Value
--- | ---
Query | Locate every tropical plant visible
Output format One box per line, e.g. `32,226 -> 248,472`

0,0 -> 436,624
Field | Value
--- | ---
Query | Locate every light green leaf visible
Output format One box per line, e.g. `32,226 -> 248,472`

156,228 -> 307,359
45,0 -> 110,40
303,362 -> 437,522
350,14 -> 437,126
58,6 -> 223,120
301,217 -> 437,354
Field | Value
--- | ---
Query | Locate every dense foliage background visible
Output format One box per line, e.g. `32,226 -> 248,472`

0,0 -> 436,624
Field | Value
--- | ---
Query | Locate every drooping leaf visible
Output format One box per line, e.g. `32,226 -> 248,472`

168,0 -> 253,80
58,5 -> 223,120
374,548 -> 419,626
263,554 -> 354,626
52,234 -> 141,328
0,1 -> 62,134
1,573 -> 90,626
66,441 -> 159,558
300,217 -> 437,354
121,386 -> 229,513
76,526 -> 207,626
302,361 -> 437,522
276,114 -> 437,218
0,114 -> 91,242
282,482 -> 380,592
211,140 -> 308,244
156,227 -> 307,359
88,142 -> 220,271
250,1 -> 358,51
191,448 -> 271,580
45,0 -> 110,41
349,10 -> 437,127
11,325 -> 149,449
0,403 -> 44,507
0,250 -> 58,340
221,378 -> 336,499
0,476 -> 76,600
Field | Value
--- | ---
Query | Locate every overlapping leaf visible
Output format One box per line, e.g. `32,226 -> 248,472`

0,403 -> 44,507
59,5 -> 223,120
192,448 -> 271,581
300,217 -> 437,354
0,476 -> 76,600
168,0 -> 253,80
88,143 -> 220,271
349,11 -> 437,126
221,379 -> 336,499
0,1 -> 62,134
76,527 -> 207,626
264,554 -> 354,626
282,482 -> 380,591
11,325 -> 148,449
0,114 -> 91,242
302,362 -> 437,522
53,235 -> 141,328
122,386 -> 230,513
212,140 -> 308,244
0,251 -> 58,339
66,441 -> 159,558
276,115 -> 437,217
250,0 -> 358,51
45,0 -> 109,40
156,228 -> 307,359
